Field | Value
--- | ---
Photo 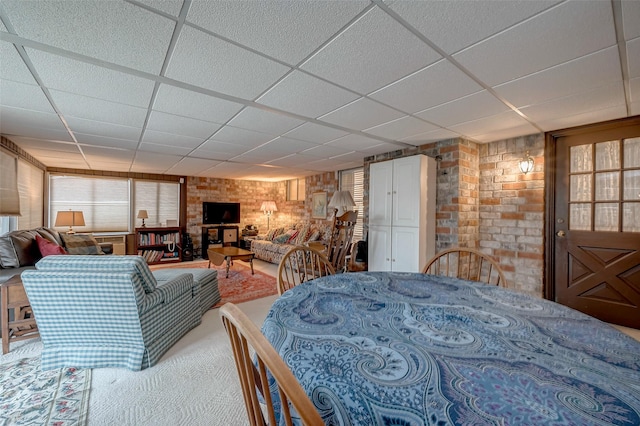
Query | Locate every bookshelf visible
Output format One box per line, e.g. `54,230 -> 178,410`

135,227 -> 182,264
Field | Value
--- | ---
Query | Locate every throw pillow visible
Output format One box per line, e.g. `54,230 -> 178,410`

294,224 -> 313,245
0,235 -> 20,268
36,234 -> 68,257
61,233 -> 105,255
307,228 -> 321,242
272,233 -> 291,244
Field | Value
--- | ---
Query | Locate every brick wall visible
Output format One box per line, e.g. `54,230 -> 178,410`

185,172 -> 338,255
479,133 -> 545,296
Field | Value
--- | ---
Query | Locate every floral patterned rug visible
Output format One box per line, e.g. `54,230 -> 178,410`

0,357 -> 91,425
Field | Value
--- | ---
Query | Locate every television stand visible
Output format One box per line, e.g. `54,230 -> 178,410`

201,225 -> 239,259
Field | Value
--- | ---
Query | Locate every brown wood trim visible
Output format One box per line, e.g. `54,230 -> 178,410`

548,115 -> 640,138
544,132 -> 556,301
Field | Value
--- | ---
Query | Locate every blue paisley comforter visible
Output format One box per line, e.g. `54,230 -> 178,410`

261,272 -> 640,425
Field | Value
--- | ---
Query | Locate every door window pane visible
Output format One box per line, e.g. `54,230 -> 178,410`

570,145 -> 592,172
595,172 -> 619,201
594,203 -> 618,232
595,140 -> 620,170
624,137 -> 640,168
623,203 -> 640,232
570,203 -> 591,230
570,174 -> 591,201
624,170 -> 640,201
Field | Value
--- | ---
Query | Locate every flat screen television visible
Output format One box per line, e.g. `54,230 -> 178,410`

203,202 -> 240,224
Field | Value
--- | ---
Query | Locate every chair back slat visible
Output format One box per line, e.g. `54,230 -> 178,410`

423,247 -> 507,287
220,303 -> 324,426
277,245 -> 335,295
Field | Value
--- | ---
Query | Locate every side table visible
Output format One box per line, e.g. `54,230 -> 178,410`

1,274 -> 39,354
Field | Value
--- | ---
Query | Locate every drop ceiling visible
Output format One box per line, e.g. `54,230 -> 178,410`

0,0 -> 638,181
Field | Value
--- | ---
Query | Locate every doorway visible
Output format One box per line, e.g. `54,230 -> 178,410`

546,117 -> 640,329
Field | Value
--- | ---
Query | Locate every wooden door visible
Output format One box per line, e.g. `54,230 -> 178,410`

548,117 -> 640,328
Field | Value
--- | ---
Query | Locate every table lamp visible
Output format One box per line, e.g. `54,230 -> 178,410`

55,210 -> 85,234
137,210 -> 148,227
328,191 -> 355,217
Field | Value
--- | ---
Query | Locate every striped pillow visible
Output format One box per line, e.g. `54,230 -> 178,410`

61,234 -> 105,255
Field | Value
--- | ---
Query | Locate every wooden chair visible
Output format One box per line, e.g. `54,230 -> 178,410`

423,247 -> 507,287
326,210 -> 357,273
277,245 -> 335,295
219,303 -> 324,426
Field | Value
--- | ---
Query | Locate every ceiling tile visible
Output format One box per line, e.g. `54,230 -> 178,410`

400,128 -> 462,145
187,0 -> 368,64
319,97 -> 404,130
0,40 -> 38,85
258,137 -> 318,154
325,133 -> 390,151
495,47 -> 622,108
26,49 -> 155,108
0,105 -> 69,135
472,122 -> 541,143
131,151 -> 182,171
370,59 -> 482,113
210,125 -> 277,148
74,132 -> 138,150
524,104 -> 627,133
415,90 -> 509,128
301,144 -> 352,159
0,79 -> 54,112
165,25 -> 290,100
49,90 -> 148,128
266,153 -> 319,167
622,1 -> 640,40
81,145 -> 135,163
449,110 -> 537,138
301,7 -> 441,94
153,84 -> 243,124
141,130 -> 205,151
227,107 -> 304,135
256,70 -> 359,118
627,37 -> 640,79
364,116 -> 439,140
30,153 -> 88,168
389,0 -> 559,54
520,82 -> 626,124
3,0 -> 174,74
166,157 -> 220,176
306,157 -> 362,172
138,142 -> 192,156
282,122 -> 349,144
147,111 -> 221,139
135,0 -> 184,17
6,136 -> 79,153
453,1 -> 616,86
66,117 -> 142,142
191,140 -> 250,161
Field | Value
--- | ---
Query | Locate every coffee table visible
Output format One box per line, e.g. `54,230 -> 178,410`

207,246 -> 255,278
1,274 -> 39,354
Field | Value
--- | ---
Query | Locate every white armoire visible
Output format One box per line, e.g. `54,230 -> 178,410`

368,155 -> 436,272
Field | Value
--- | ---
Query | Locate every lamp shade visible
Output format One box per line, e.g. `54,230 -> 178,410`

137,210 -> 149,219
329,191 -> 355,216
260,201 -> 277,213
55,210 -> 85,233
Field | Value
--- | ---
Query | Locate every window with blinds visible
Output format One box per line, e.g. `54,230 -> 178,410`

286,178 -> 306,201
50,175 -> 130,233
49,175 -> 181,233
134,180 -> 180,227
17,158 -> 44,229
340,167 -> 364,242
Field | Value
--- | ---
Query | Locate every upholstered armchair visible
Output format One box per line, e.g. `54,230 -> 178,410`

21,255 -> 201,371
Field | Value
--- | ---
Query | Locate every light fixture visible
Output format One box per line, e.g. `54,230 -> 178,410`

328,190 -> 356,217
55,210 -> 85,234
137,210 -> 149,228
260,201 -> 277,230
519,151 -> 534,175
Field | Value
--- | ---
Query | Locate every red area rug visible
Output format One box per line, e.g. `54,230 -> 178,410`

150,259 -> 277,308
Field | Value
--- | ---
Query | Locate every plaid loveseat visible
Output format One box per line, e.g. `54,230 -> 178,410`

21,255 -> 201,371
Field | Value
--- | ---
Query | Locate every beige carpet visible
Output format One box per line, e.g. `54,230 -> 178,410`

1,295 -> 278,426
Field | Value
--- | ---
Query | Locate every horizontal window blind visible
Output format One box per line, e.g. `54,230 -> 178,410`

50,175 -> 130,233
17,158 -> 44,229
340,167 -> 364,242
134,180 -> 180,228
0,149 -> 20,216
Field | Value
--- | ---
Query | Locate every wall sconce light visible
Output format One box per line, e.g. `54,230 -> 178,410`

328,190 -> 356,217
55,210 -> 85,234
519,151 -> 534,175
260,201 -> 277,229
137,210 -> 149,228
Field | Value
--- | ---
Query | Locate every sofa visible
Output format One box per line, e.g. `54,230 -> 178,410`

250,223 -> 331,265
21,255 -> 203,371
0,227 -> 113,283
